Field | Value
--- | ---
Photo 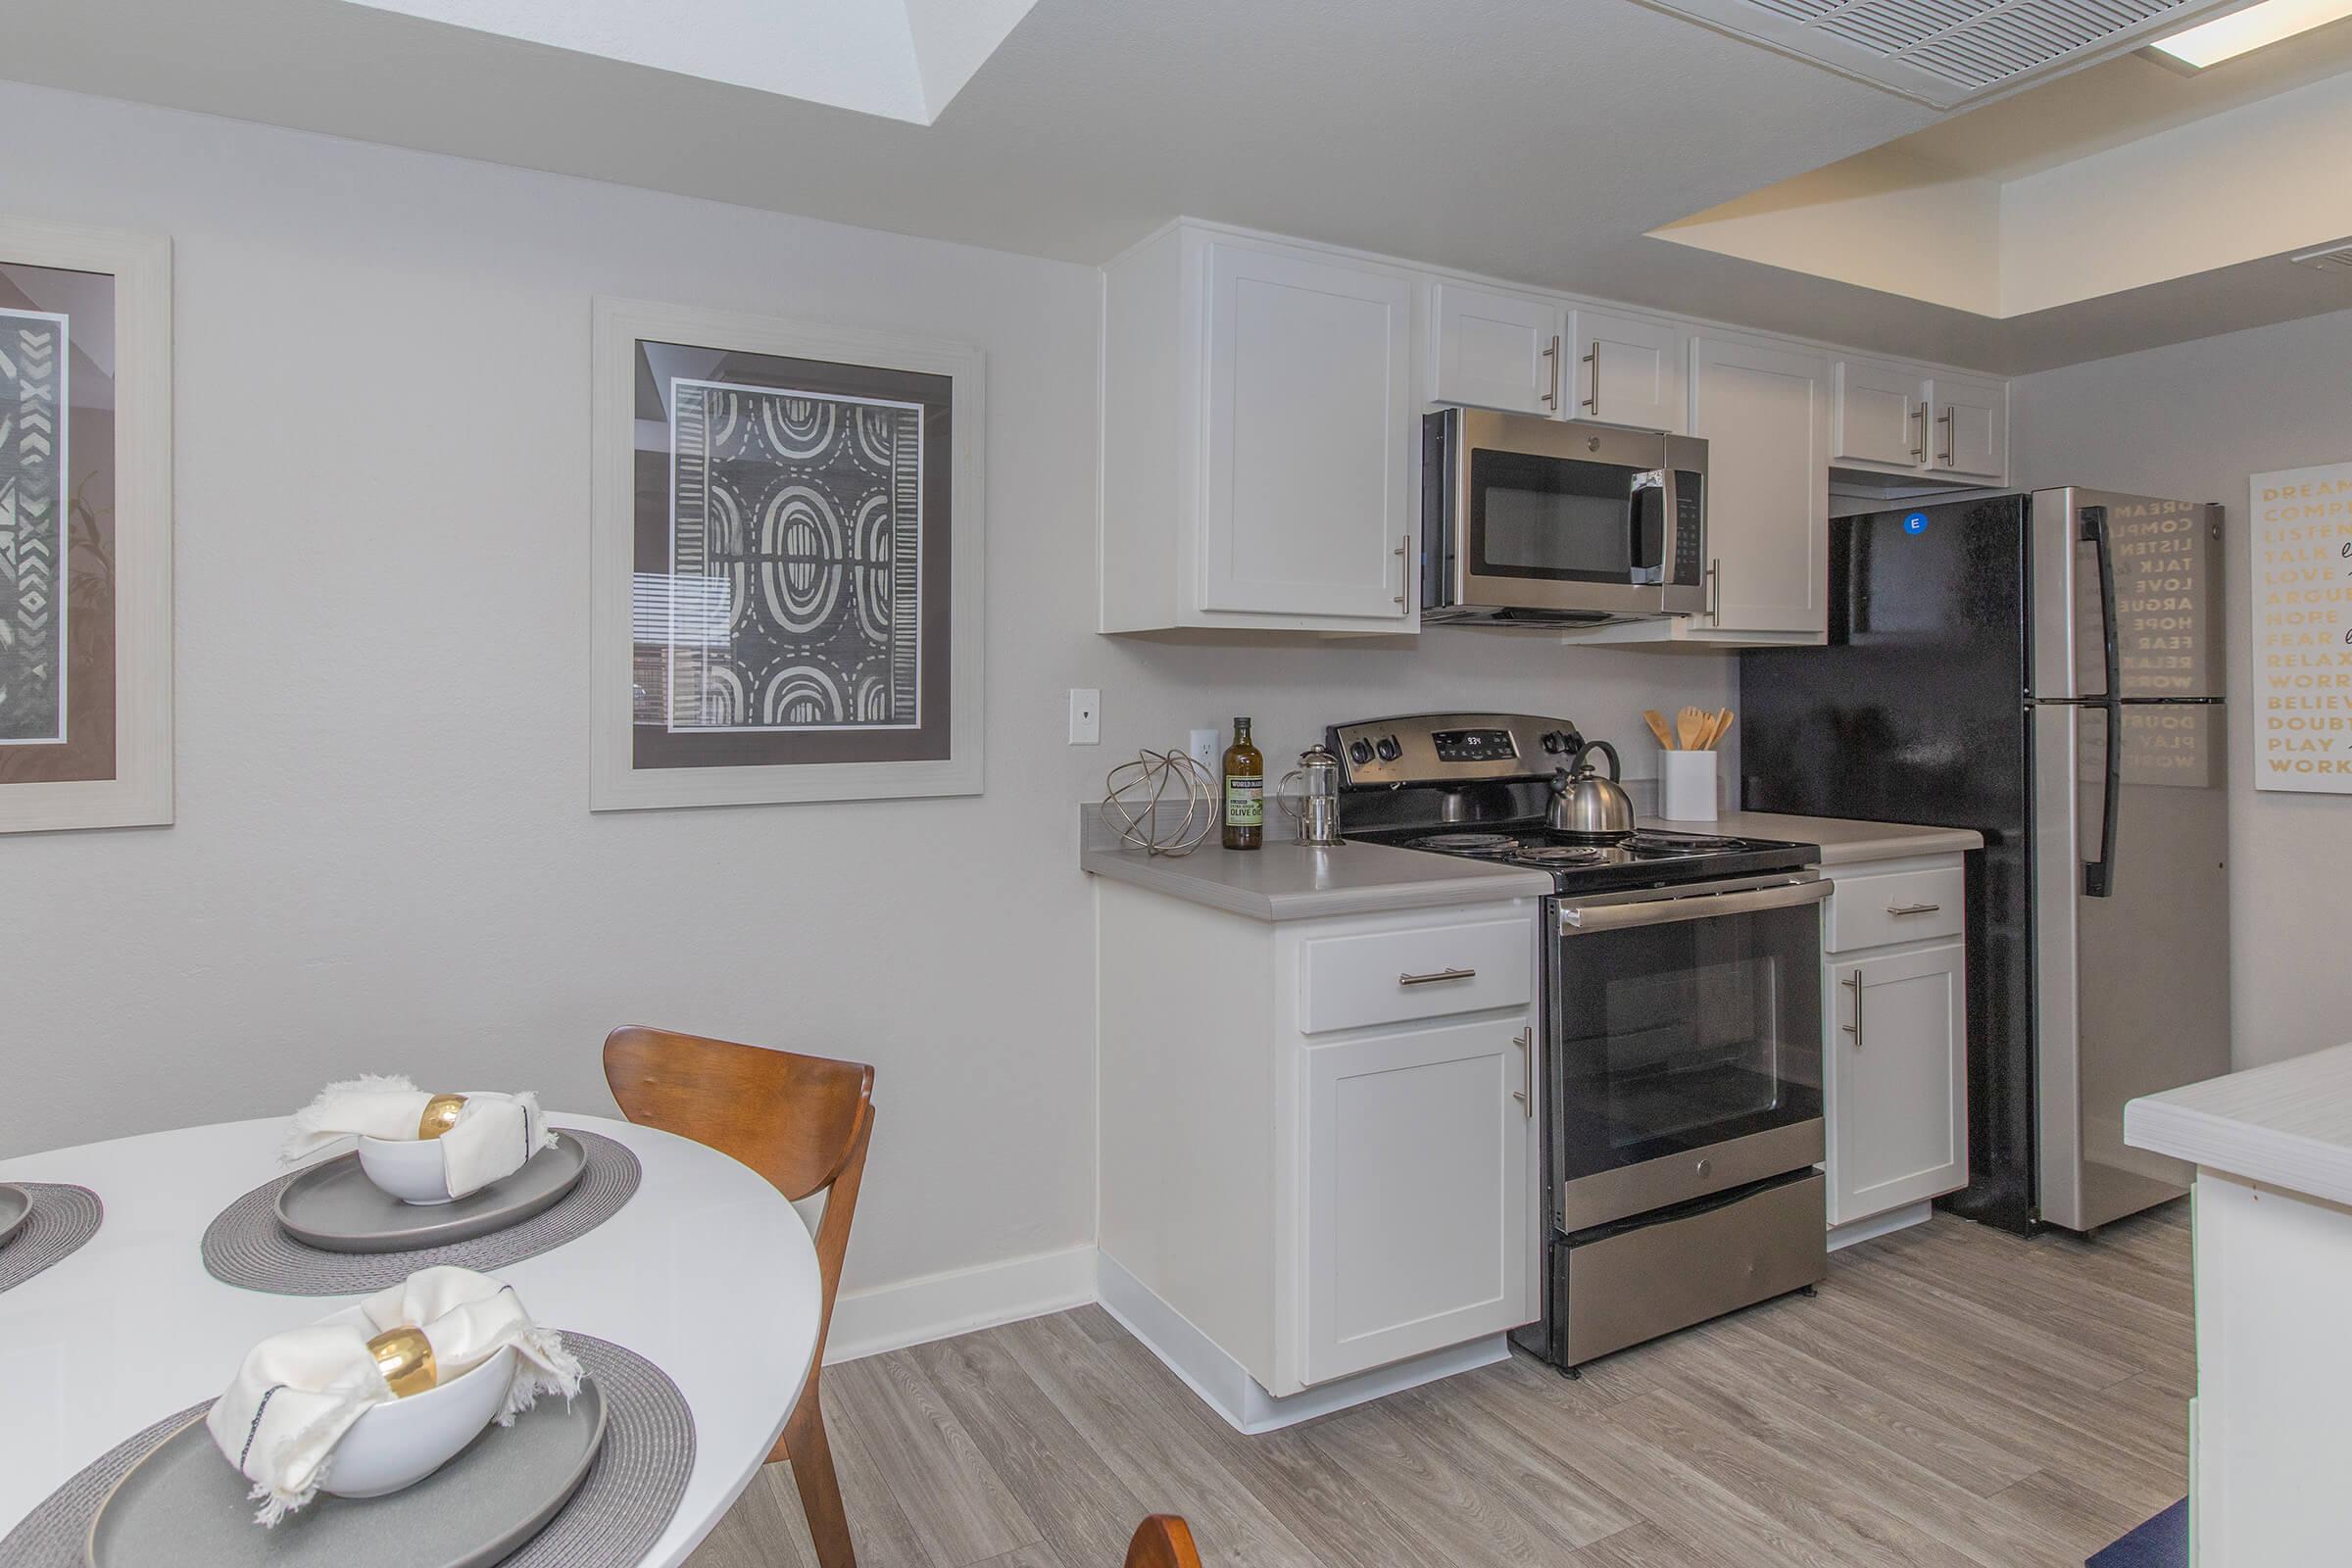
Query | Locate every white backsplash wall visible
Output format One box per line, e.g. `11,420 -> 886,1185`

0,80 -> 1729,1331
2010,305 -> 2352,1072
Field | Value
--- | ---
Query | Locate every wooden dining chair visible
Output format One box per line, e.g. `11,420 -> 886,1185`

1124,1515 -> 1201,1568
602,1025 -> 876,1568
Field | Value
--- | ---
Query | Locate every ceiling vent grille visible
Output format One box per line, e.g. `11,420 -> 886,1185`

2289,242 -> 2352,274
1639,0 -> 2236,105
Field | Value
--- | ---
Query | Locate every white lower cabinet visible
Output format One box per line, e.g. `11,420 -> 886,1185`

1823,858 -> 1970,1229
1096,883 -> 1540,1427
1302,1017 -> 1534,1384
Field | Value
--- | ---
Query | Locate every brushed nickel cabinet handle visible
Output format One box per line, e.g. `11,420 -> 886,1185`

1399,967 -> 1477,987
1936,408 -> 1956,466
1705,557 -> 1722,622
1395,535 -> 1410,610
1910,404 -> 1927,462
1886,903 -> 1941,916
1512,1026 -> 1534,1116
1581,346 -> 1598,413
1541,336 -> 1560,410
1842,970 -> 1863,1041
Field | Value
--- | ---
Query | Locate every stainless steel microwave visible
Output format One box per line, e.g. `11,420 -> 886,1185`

1421,408 -> 1707,625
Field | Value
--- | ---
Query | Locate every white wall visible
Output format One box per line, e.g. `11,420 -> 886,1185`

2010,307 -> 2352,1070
0,82 -> 1729,1329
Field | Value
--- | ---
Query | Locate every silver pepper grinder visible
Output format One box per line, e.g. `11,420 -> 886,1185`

1279,744 -> 1347,847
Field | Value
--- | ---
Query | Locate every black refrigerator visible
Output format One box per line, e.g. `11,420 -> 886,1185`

1741,488 -> 2229,1235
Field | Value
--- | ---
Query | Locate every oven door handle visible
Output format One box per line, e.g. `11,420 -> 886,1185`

1558,877 -> 1830,934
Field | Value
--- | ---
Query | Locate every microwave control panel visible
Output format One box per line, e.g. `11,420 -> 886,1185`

1672,470 -> 1704,588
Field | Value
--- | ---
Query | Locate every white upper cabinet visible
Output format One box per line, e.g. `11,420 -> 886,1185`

1830,357 -> 2009,487
1833,359 -> 1928,468
1929,374 -> 2006,482
1569,308 -> 1688,434
1686,334 -> 1831,640
1428,281 -> 1563,416
1102,223 -> 1418,633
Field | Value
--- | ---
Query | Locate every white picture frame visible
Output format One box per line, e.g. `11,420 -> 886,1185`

590,297 -> 985,809
0,219 -> 172,835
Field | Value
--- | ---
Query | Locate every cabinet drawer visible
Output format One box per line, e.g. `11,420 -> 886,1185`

1827,865 -> 1965,953
1298,917 -> 1532,1035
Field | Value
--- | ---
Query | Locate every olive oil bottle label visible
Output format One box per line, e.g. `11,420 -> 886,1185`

1224,775 -> 1264,827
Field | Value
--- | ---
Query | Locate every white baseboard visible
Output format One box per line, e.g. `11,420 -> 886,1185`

1829,1200 -> 1933,1252
1095,1250 -> 1509,1434
824,1243 -> 1097,1364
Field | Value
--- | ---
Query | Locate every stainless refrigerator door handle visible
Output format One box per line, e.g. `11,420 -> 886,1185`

1841,970 -> 1863,1040
1512,1026 -> 1534,1115
1398,966 -> 1476,986
2080,505 -> 2123,899
1561,877 -> 1830,934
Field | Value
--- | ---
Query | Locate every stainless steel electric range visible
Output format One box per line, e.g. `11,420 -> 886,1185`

1328,711 -> 1832,1371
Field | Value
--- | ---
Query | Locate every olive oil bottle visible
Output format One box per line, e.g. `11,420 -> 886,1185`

1222,716 -> 1264,851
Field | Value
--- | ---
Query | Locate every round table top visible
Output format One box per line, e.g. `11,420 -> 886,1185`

0,1112 -> 818,1567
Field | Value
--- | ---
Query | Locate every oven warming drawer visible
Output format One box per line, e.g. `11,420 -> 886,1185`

1555,1169 -> 1827,1367
1557,1117 -> 1824,1232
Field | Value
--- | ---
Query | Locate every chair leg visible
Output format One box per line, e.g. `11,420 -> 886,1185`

775,1370 -> 856,1568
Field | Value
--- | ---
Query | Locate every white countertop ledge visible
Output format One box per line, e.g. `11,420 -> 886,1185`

2127,1042 -> 2352,1206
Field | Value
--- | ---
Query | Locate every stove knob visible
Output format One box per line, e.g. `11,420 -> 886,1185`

1542,730 -> 1574,756
1374,736 -> 1402,762
1348,739 -> 1375,766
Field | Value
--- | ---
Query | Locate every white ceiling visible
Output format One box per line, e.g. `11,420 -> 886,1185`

6,0 -> 2349,373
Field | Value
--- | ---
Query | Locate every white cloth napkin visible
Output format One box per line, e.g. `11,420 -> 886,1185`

205,1265 -> 583,1525
280,1074 -> 555,1199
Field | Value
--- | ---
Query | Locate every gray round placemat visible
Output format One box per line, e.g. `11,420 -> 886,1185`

0,1185 -> 104,1297
0,1333 -> 696,1568
200,1133 -> 641,1296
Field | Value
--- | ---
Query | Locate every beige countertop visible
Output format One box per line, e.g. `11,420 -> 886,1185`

1078,807 -> 1550,921
1646,810 -> 1983,866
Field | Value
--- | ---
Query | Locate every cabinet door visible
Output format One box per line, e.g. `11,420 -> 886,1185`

1200,241 -> 1416,619
1827,943 -> 1968,1226
1688,335 -> 1829,636
1928,375 -> 2006,482
1571,309 -> 1687,433
1301,1016 -> 1535,1385
1429,281 -> 1563,416
1832,359 -> 1928,469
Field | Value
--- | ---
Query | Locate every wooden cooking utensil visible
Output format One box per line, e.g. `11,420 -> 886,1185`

1676,706 -> 1707,752
1711,708 -> 1735,749
1643,710 -> 1676,751
1693,712 -> 1720,751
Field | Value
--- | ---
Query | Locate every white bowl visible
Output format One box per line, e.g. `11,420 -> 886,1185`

324,1343 -> 514,1498
356,1136 -> 454,1205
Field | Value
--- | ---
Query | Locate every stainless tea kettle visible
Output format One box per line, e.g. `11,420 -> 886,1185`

1548,739 -> 1634,836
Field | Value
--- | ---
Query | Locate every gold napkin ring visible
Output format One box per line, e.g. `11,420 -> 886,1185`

367,1325 -> 438,1397
416,1094 -> 467,1141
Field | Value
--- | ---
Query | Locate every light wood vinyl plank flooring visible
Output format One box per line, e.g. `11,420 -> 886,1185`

685,1204 -> 2188,1568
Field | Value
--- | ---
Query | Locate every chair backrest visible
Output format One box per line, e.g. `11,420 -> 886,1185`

1123,1515 -> 1201,1568
602,1025 -> 874,1204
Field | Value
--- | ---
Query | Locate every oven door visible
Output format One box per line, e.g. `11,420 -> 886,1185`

1548,875 -> 1827,1231
1435,409 -> 1706,619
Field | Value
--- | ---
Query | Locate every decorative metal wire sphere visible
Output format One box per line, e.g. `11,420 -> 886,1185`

1101,748 -> 1217,858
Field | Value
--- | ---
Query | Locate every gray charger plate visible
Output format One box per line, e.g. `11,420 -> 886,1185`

274,1135 -> 589,1253
86,1379 -> 607,1568
0,1186 -> 29,1250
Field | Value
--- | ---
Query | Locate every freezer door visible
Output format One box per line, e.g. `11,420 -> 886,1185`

2032,702 -> 2231,1232
2029,488 -> 2225,702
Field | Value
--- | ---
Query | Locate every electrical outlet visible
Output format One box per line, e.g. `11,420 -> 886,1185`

1068,688 -> 1102,745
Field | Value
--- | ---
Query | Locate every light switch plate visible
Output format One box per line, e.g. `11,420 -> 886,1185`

1068,688 -> 1101,746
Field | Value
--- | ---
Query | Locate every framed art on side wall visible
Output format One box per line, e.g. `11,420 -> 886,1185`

590,298 -> 984,809
0,219 -> 172,834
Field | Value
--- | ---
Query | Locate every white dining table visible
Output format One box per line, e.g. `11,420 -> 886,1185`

0,1113 -> 819,1567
